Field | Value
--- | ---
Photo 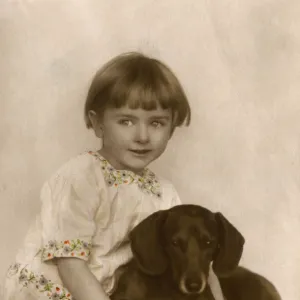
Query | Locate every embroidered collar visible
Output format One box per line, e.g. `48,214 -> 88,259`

88,151 -> 161,198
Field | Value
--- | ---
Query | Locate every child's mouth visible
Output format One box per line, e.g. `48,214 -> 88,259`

130,149 -> 151,155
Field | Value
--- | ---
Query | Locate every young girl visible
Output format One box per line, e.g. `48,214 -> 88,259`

3,52 -> 224,300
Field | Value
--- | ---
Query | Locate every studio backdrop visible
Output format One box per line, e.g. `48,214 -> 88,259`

1,1 -> 299,299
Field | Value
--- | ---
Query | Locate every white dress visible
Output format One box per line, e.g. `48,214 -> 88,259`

3,151 -> 182,300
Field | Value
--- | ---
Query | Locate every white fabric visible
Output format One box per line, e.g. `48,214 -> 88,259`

3,151 -> 182,299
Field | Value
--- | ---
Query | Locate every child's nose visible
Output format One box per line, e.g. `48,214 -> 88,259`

135,124 -> 150,143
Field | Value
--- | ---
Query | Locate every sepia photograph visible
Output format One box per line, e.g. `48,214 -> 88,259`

1,1 -> 299,299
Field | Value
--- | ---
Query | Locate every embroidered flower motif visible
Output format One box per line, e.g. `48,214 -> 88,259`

82,241 -> 90,249
63,246 -> 72,254
19,273 -> 27,283
88,151 -> 161,197
17,266 -> 74,299
48,240 -> 56,249
42,239 -> 92,261
39,276 -> 48,286
7,263 -> 21,277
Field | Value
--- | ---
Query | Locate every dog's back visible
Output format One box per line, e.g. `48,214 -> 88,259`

218,267 -> 281,300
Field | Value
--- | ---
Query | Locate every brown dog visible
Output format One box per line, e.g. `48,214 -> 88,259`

110,204 -> 281,300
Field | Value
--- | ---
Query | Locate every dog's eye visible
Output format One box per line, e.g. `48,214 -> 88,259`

172,239 -> 179,246
204,239 -> 213,246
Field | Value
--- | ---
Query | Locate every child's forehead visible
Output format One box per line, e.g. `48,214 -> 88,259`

105,105 -> 172,118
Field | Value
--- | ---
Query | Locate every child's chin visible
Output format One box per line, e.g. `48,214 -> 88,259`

125,156 -> 152,172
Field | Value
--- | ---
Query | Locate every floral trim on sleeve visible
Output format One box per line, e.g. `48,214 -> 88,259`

6,263 -> 74,299
88,151 -> 162,198
41,239 -> 92,262
22,266 -> 74,299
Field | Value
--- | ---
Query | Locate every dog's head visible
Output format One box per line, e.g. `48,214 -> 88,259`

129,204 -> 245,295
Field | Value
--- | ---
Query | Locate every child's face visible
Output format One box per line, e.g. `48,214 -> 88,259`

98,104 -> 173,174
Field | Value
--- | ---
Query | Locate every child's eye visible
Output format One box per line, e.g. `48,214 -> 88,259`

152,121 -> 164,128
119,119 -> 133,126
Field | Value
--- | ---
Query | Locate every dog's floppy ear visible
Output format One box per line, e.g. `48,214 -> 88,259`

212,212 -> 245,276
129,210 -> 168,275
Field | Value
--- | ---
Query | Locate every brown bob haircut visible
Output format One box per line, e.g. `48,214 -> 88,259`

84,52 -> 191,130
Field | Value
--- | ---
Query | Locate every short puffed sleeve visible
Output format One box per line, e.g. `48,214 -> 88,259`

158,177 -> 182,210
40,154 -> 105,262
170,184 -> 182,207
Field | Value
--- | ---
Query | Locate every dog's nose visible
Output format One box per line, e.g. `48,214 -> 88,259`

184,278 -> 202,293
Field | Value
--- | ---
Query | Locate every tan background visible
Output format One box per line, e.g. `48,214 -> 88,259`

1,0 -> 299,299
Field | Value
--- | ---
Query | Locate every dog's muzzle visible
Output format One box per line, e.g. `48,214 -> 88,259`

180,273 -> 207,294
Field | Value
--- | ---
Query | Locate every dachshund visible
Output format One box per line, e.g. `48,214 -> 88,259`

110,204 -> 282,300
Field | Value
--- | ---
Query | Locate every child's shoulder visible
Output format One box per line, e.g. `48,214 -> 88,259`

154,174 -> 173,186
46,150 -> 103,183
151,172 -> 178,193
150,172 -> 181,206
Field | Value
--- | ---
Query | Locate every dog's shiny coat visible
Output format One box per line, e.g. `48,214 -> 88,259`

110,204 -> 281,300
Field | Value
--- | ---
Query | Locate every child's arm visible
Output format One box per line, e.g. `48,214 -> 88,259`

57,257 -> 110,300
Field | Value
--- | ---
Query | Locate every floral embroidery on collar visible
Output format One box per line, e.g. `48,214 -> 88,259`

88,151 -> 161,198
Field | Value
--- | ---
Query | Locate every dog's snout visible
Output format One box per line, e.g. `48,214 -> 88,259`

185,278 -> 201,292
181,275 -> 206,294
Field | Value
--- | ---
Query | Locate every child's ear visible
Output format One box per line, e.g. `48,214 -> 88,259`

88,110 -> 103,138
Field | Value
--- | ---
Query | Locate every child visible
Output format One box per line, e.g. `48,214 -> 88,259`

3,52 -> 224,300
